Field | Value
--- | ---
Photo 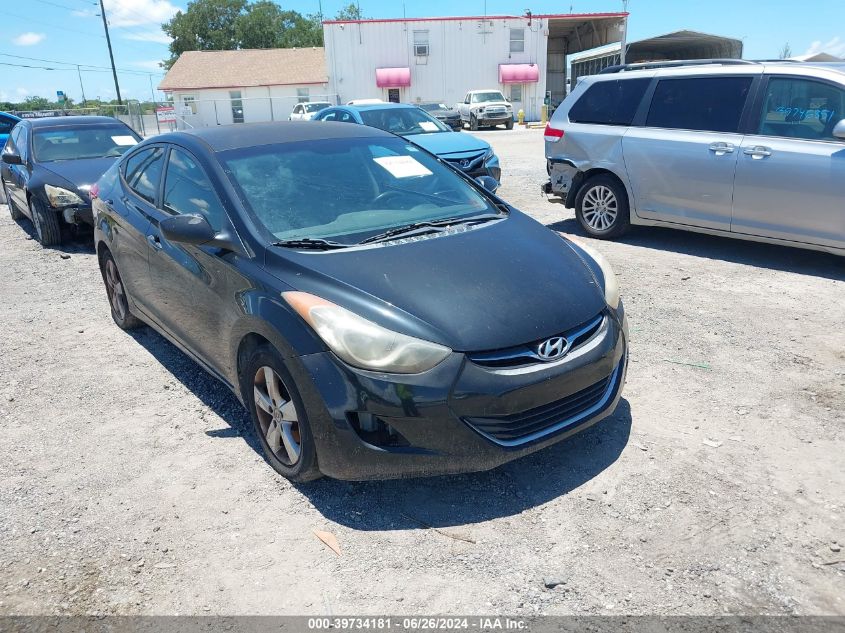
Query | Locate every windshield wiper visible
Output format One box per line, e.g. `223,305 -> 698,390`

359,213 -> 502,245
271,237 -> 350,250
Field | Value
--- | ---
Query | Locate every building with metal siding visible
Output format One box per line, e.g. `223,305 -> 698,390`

323,13 -> 628,121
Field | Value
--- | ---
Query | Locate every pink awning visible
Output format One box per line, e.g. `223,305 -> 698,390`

375,67 -> 411,88
499,63 -> 540,84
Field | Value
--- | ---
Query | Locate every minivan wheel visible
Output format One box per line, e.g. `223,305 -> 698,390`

243,346 -> 321,482
575,175 -> 630,239
29,197 -> 62,246
100,251 -> 143,330
2,181 -> 24,220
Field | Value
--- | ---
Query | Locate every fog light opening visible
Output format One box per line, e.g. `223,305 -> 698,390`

348,413 -> 410,448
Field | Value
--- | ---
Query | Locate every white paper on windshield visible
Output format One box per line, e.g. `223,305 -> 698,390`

111,135 -> 137,146
374,155 -> 432,178
419,121 -> 439,132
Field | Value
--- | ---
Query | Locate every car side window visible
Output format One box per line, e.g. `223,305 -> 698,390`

124,147 -> 165,205
0,117 -> 15,135
646,76 -> 753,133
569,78 -> 650,126
338,111 -> 355,123
321,111 -> 336,121
6,126 -> 22,154
756,77 -> 845,141
294,105 -> 302,114
15,127 -> 29,162
162,147 -> 226,231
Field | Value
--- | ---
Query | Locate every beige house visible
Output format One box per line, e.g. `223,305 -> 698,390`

158,48 -> 334,128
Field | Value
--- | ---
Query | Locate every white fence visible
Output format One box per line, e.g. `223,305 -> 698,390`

163,94 -> 341,130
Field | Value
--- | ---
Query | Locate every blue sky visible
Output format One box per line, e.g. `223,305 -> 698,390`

1,0 -> 843,104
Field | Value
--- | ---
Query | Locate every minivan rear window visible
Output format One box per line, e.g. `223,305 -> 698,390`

646,76 -> 753,133
568,78 -> 650,126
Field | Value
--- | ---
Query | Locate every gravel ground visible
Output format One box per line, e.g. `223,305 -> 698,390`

0,126 -> 843,617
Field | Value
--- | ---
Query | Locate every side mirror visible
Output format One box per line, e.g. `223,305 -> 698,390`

2,152 -> 22,165
475,175 -> 499,193
160,214 -> 217,245
833,119 -> 845,140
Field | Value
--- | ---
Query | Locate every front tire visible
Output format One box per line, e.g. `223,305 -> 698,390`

29,197 -> 62,246
575,175 -> 631,239
243,346 -> 321,483
2,180 -> 24,220
100,250 -> 143,330
505,119 -> 514,130
470,115 -> 479,131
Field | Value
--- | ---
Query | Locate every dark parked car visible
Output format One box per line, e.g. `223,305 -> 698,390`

417,102 -> 462,130
314,103 -> 501,181
92,122 -> 628,482
1,116 -> 141,245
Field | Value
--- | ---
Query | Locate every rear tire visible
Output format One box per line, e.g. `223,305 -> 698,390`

575,175 -> 631,239
242,345 -> 321,483
29,197 -> 62,246
2,180 -> 24,220
99,250 -> 143,330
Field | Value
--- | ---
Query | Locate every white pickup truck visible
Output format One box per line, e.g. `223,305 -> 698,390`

456,90 -> 514,130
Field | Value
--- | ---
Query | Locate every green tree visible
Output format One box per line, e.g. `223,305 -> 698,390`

163,0 -> 248,68
335,3 -> 365,20
162,0 -> 325,69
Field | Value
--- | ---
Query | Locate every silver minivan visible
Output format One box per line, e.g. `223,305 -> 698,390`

543,60 -> 845,256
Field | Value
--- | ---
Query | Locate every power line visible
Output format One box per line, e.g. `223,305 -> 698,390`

0,9 -> 105,40
0,52 -> 164,76
0,60 -> 161,76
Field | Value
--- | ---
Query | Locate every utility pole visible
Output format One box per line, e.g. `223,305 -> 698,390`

148,74 -> 161,133
76,65 -> 87,106
98,0 -> 122,105
620,0 -> 629,65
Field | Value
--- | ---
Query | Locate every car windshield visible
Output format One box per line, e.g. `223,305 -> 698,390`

220,137 -> 499,245
304,103 -> 330,113
32,125 -> 139,161
471,92 -> 507,103
358,107 -> 450,135
419,103 -> 449,112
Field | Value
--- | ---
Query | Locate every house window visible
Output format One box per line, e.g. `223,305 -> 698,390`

229,90 -> 244,124
181,95 -> 197,115
413,30 -> 429,56
510,84 -> 523,103
509,28 -> 525,53
297,88 -> 309,103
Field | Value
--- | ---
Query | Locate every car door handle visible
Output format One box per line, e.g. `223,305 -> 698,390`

147,234 -> 163,250
708,142 -> 735,155
744,146 -> 772,159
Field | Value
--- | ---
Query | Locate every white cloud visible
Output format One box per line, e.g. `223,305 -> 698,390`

103,0 -> 179,27
804,36 -> 845,59
16,87 -> 31,97
13,32 -> 46,46
122,30 -> 172,44
130,60 -> 165,70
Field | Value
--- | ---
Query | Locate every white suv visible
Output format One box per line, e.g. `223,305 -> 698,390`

543,59 -> 845,256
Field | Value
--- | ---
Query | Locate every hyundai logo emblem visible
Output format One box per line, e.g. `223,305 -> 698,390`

537,336 -> 568,361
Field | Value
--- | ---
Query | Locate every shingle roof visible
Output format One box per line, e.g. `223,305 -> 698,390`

158,48 -> 327,91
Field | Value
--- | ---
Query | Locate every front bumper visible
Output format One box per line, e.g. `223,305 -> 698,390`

60,205 -> 94,226
292,305 -> 628,480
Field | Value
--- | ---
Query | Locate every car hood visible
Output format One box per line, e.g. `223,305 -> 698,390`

39,157 -> 119,193
263,211 -> 606,352
404,132 -> 490,157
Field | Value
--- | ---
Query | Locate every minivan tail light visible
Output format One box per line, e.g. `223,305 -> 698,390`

89,183 -> 99,200
544,124 -> 564,142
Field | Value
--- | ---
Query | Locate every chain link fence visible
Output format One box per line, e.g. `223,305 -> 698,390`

12,101 -> 151,136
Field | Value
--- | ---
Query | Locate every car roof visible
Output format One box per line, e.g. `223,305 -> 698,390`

0,111 -> 21,121
25,115 -> 127,128
164,120 -> 394,152
588,60 -> 845,81
342,103 -> 417,111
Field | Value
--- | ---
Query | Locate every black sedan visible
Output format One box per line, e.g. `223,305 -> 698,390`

1,116 -> 140,245
417,102 -> 462,130
92,122 -> 628,481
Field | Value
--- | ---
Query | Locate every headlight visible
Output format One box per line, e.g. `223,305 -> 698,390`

570,240 -> 620,309
283,291 -> 452,374
483,148 -> 494,162
44,184 -> 84,208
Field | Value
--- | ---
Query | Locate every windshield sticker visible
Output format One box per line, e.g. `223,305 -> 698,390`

374,155 -> 432,178
111,135 -> 137,146
419,121 -> 439,132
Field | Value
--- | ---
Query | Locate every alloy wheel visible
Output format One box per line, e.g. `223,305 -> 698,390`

104,258 -> 127,321
581,185 -> 618,232
253,366 -> 301,466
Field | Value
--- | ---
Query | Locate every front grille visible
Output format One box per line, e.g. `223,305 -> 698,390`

484,106 -> 507,115
469,313 -> 605,369
462,356 -> 623,446
443,151 -> 486,173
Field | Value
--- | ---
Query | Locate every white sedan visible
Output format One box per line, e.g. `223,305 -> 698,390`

289,102 -> 332,121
